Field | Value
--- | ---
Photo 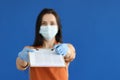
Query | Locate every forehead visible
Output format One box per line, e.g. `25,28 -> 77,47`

42,14 -> 56,22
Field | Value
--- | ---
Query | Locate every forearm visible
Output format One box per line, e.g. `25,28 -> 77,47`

64,44 -> 76,63
16,57 -> 29,70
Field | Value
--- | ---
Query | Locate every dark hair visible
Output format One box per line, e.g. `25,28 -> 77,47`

32,8 -> 63,47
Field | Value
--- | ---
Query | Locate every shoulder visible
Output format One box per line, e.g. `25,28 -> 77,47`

24,46 -> 42,50
24,46 -> 35,49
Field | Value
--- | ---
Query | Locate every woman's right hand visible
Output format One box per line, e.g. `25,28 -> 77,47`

18,46 -> 35,62
16,46 -> 36,70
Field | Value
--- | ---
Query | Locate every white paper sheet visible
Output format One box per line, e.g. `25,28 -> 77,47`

28,49 -> 65,67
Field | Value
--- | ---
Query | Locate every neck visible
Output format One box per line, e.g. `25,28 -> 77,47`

43,38 -> 56,48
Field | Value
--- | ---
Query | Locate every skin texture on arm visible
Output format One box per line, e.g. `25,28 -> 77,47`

64,43 -> 76,78
16,57 -> 28,70
64,44 -> 76,64
16,46 -> 33,70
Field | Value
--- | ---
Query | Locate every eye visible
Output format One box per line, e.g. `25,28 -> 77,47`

41,21 -> 47,26
50,21 -> 56,25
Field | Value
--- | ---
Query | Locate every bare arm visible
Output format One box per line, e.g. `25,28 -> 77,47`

16,46 -> 33,70
64,44 -> 76,64
16,57 -> 29,70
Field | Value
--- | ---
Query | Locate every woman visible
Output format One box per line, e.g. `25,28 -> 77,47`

16,8 -> 76,80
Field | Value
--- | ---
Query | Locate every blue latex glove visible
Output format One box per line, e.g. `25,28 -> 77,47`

18,47 -> 35,62
54,43 -> 68,56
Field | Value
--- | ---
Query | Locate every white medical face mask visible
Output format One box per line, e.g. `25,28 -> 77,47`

39,25 -> 58,40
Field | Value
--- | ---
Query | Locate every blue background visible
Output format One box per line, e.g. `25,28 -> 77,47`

0,0 -> 120,80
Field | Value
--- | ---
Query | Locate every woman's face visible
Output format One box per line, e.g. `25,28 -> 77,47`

41,14 -> 57,26
39,13 -> 58,41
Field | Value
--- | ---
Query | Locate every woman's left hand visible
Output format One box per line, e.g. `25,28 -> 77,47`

54,43 -> 69,56
54,43 -> 76,62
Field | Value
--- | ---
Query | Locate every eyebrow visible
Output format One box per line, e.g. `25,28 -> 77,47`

42,21 -> 56,23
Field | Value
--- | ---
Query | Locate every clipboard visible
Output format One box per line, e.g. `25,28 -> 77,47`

28,49 -> 66,67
